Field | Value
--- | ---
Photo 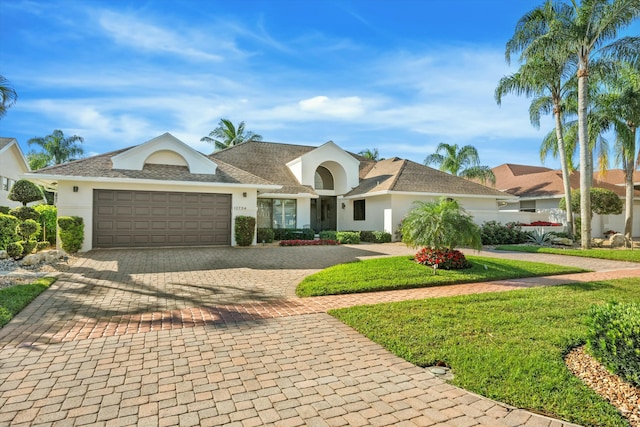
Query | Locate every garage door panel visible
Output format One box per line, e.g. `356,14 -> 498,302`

93,190 -> 231,248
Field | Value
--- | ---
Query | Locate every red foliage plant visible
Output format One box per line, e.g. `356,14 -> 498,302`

414,247 -> 472,270
279,239 -> 340,246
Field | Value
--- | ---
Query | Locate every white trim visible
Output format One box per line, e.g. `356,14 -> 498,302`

343,190 -> 518,202
258,192 -> 318,199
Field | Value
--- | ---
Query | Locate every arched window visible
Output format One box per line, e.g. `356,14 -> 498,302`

314,166 -> 334,190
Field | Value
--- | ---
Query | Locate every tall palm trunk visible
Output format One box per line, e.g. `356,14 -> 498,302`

578,64 -> 592,249
553,105 -> 574,237
624,126 -> 637,245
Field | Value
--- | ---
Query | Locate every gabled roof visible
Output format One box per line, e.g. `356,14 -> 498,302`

593,169 -> 640,186
492,163 -> 638,198
0,137 -> 15,151
346,157 -> 509,198
29,146 -> 273,186
0,137 -> 30,172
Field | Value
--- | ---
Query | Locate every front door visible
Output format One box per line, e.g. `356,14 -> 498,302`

311,196 -> 337,232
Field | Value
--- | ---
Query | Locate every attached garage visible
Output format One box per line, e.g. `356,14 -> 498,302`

93,189 -> 231,248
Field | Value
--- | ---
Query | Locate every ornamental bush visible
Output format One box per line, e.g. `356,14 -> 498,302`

8,206 -> 40,222
0,206 -> 10,214
360,230 -> 392,243
0,213 -> 19,250
34,204 -> 57,245
57,216 -> 84,253
480,221 -> 530,245
6,241 -> 23,259
319,230 -> 337,241
279,239 -> 339,246
414,247 -> 472,270
257,228 -> 275,244
587,302 -> 640,387
273,228 -> 315,240
336,231 -> 360,244
7,179 -> 44,206
235,216 -> 256,246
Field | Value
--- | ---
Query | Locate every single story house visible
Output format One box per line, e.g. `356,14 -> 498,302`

26,133 -> 514,251
0,137 -> 30,209
492,163 -> 640,237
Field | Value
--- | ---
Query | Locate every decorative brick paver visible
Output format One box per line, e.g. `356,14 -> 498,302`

1,243 -> 634,426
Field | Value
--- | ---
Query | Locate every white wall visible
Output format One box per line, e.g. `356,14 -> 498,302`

0,144 -> 30,208
339,195 -> 392,232
55,180 -> 257,252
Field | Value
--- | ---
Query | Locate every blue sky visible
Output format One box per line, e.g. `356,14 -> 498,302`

1,1 -> 638,169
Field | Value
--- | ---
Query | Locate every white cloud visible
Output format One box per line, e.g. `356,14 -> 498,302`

298,96 -> 366,118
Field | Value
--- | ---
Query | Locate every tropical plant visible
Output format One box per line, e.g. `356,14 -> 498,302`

201,119 -> 263,151
28,129 -> 84,166
560,188 -> 624,216
0,75 -> 17,119
527,228 -> 553,246
401,197 -> 482,250
26,151 -> 51,170
508,0 -> 640,248
499,6 -> 577,237
424,143 -> 496,185
7,179 -> 44,206
358,148 -> 383,161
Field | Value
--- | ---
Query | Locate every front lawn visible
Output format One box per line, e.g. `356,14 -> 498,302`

495,245 -> 640,262
296,255 -> 586,297
331,278 -> 639,427
0,277 -> 57,328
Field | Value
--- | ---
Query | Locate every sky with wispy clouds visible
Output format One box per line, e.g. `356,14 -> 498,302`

1,0 -> 637,169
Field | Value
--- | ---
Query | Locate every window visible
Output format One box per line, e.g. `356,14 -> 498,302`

1,177 -> 8,191
520,200 -> 536,213
258,199 -> 297,229
353,199 -> 365,221
314,166 -> 334,190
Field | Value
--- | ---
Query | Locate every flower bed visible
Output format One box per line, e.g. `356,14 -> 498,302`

414,247 -> 472,270
279,239 -> 340,246
518,221 -> 562,227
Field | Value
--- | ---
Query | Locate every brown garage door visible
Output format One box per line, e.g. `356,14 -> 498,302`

93,190 -> 231,248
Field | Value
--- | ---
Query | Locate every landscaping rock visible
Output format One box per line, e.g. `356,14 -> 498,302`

0,250 -> 7,260
551,237 -> 573,246
609,233 -> 626,248
592,238 -> 605,248
20,253 -> 43,266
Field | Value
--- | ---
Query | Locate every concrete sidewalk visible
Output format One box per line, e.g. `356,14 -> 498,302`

1,244 -> 636,426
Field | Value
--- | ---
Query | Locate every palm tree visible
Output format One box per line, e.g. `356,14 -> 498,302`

26,151 -> 51,170
28,130 -> 85,165
507,0 -> 639,249
358,148 -> 382,161
424,143 -> 496,185
201,119 -> 263,151
0,75 -> 17,119
497,41 -> 577,236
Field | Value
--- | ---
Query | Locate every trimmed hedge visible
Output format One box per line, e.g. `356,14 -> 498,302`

235,216 -> 256,246
336,231 -> 360,244
319,230 -> 337,240
587,302 -> 640,387
273,228 -> 314,241
257,228 -> 275,244
481,221 -> 530,245
0,213 -> 19,250
0,206 -> 10,215
7,179 -> 44,206
8,206 -> 40,222
360,230 -> 392,243
58,216 -> 84,253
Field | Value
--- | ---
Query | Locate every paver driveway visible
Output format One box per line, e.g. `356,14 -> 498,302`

1,244 -> 637,426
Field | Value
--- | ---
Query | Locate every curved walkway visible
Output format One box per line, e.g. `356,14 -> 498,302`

1,244 -> 637,426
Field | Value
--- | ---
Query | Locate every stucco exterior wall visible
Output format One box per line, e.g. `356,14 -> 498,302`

55,180 -> 257,252
339,195 -> 392,232
0,144 -> 30,208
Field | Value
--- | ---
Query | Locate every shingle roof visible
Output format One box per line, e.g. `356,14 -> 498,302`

492,163 -> 637,198
30,146 -> 273,185
346,157 -> 508,197
0,137 -> 16,151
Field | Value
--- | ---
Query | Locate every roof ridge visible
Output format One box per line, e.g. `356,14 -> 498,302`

387,158 -> 407,191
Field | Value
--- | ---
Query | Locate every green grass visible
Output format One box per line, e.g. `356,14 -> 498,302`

331,278 -> 639,427
495,245 -> 640,262
0,277 -> 57,328
296,255 -> 586,297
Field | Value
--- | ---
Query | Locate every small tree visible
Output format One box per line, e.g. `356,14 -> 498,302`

560,188 -> 623,216
234,216 -> 256,246
401,198 -> 482,250
7,179 -> 44,206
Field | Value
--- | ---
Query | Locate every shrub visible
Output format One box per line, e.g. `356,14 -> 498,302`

273,228 -> 315,241
414,247 -> 472,270
20,239 -> 37,256
58,216 -> 84,253
36,241 -> 50,251
34,204 -> 57,245
527,228 -> 552,246
279,239 -> 339,246
319,230 -> 337,240
6,241 -> 23,259
7,179 -> 44,206
480,221 -> 530,245
8,206 -> 40,222
16,219 -> 40,240
0,206 -> 9,214
0,213 -> 19,250
587,302 -> 640,387
257,228 -> 275,244
365,230 -> 392,243
234,216 -> 256,246
336,231 -> 360,244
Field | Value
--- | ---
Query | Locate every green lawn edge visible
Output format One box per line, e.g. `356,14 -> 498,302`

0,277 -> 57,328
495,245 -> 640,262
296,255 -> 586,297
330,278 -> 638,427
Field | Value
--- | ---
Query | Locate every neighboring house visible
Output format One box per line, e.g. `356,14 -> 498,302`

27,133 -> 514,251
0,137 -> 30,208
492,163 -> 640,237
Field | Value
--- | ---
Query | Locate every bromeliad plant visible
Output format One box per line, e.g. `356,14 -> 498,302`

402,197 -> 481,272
